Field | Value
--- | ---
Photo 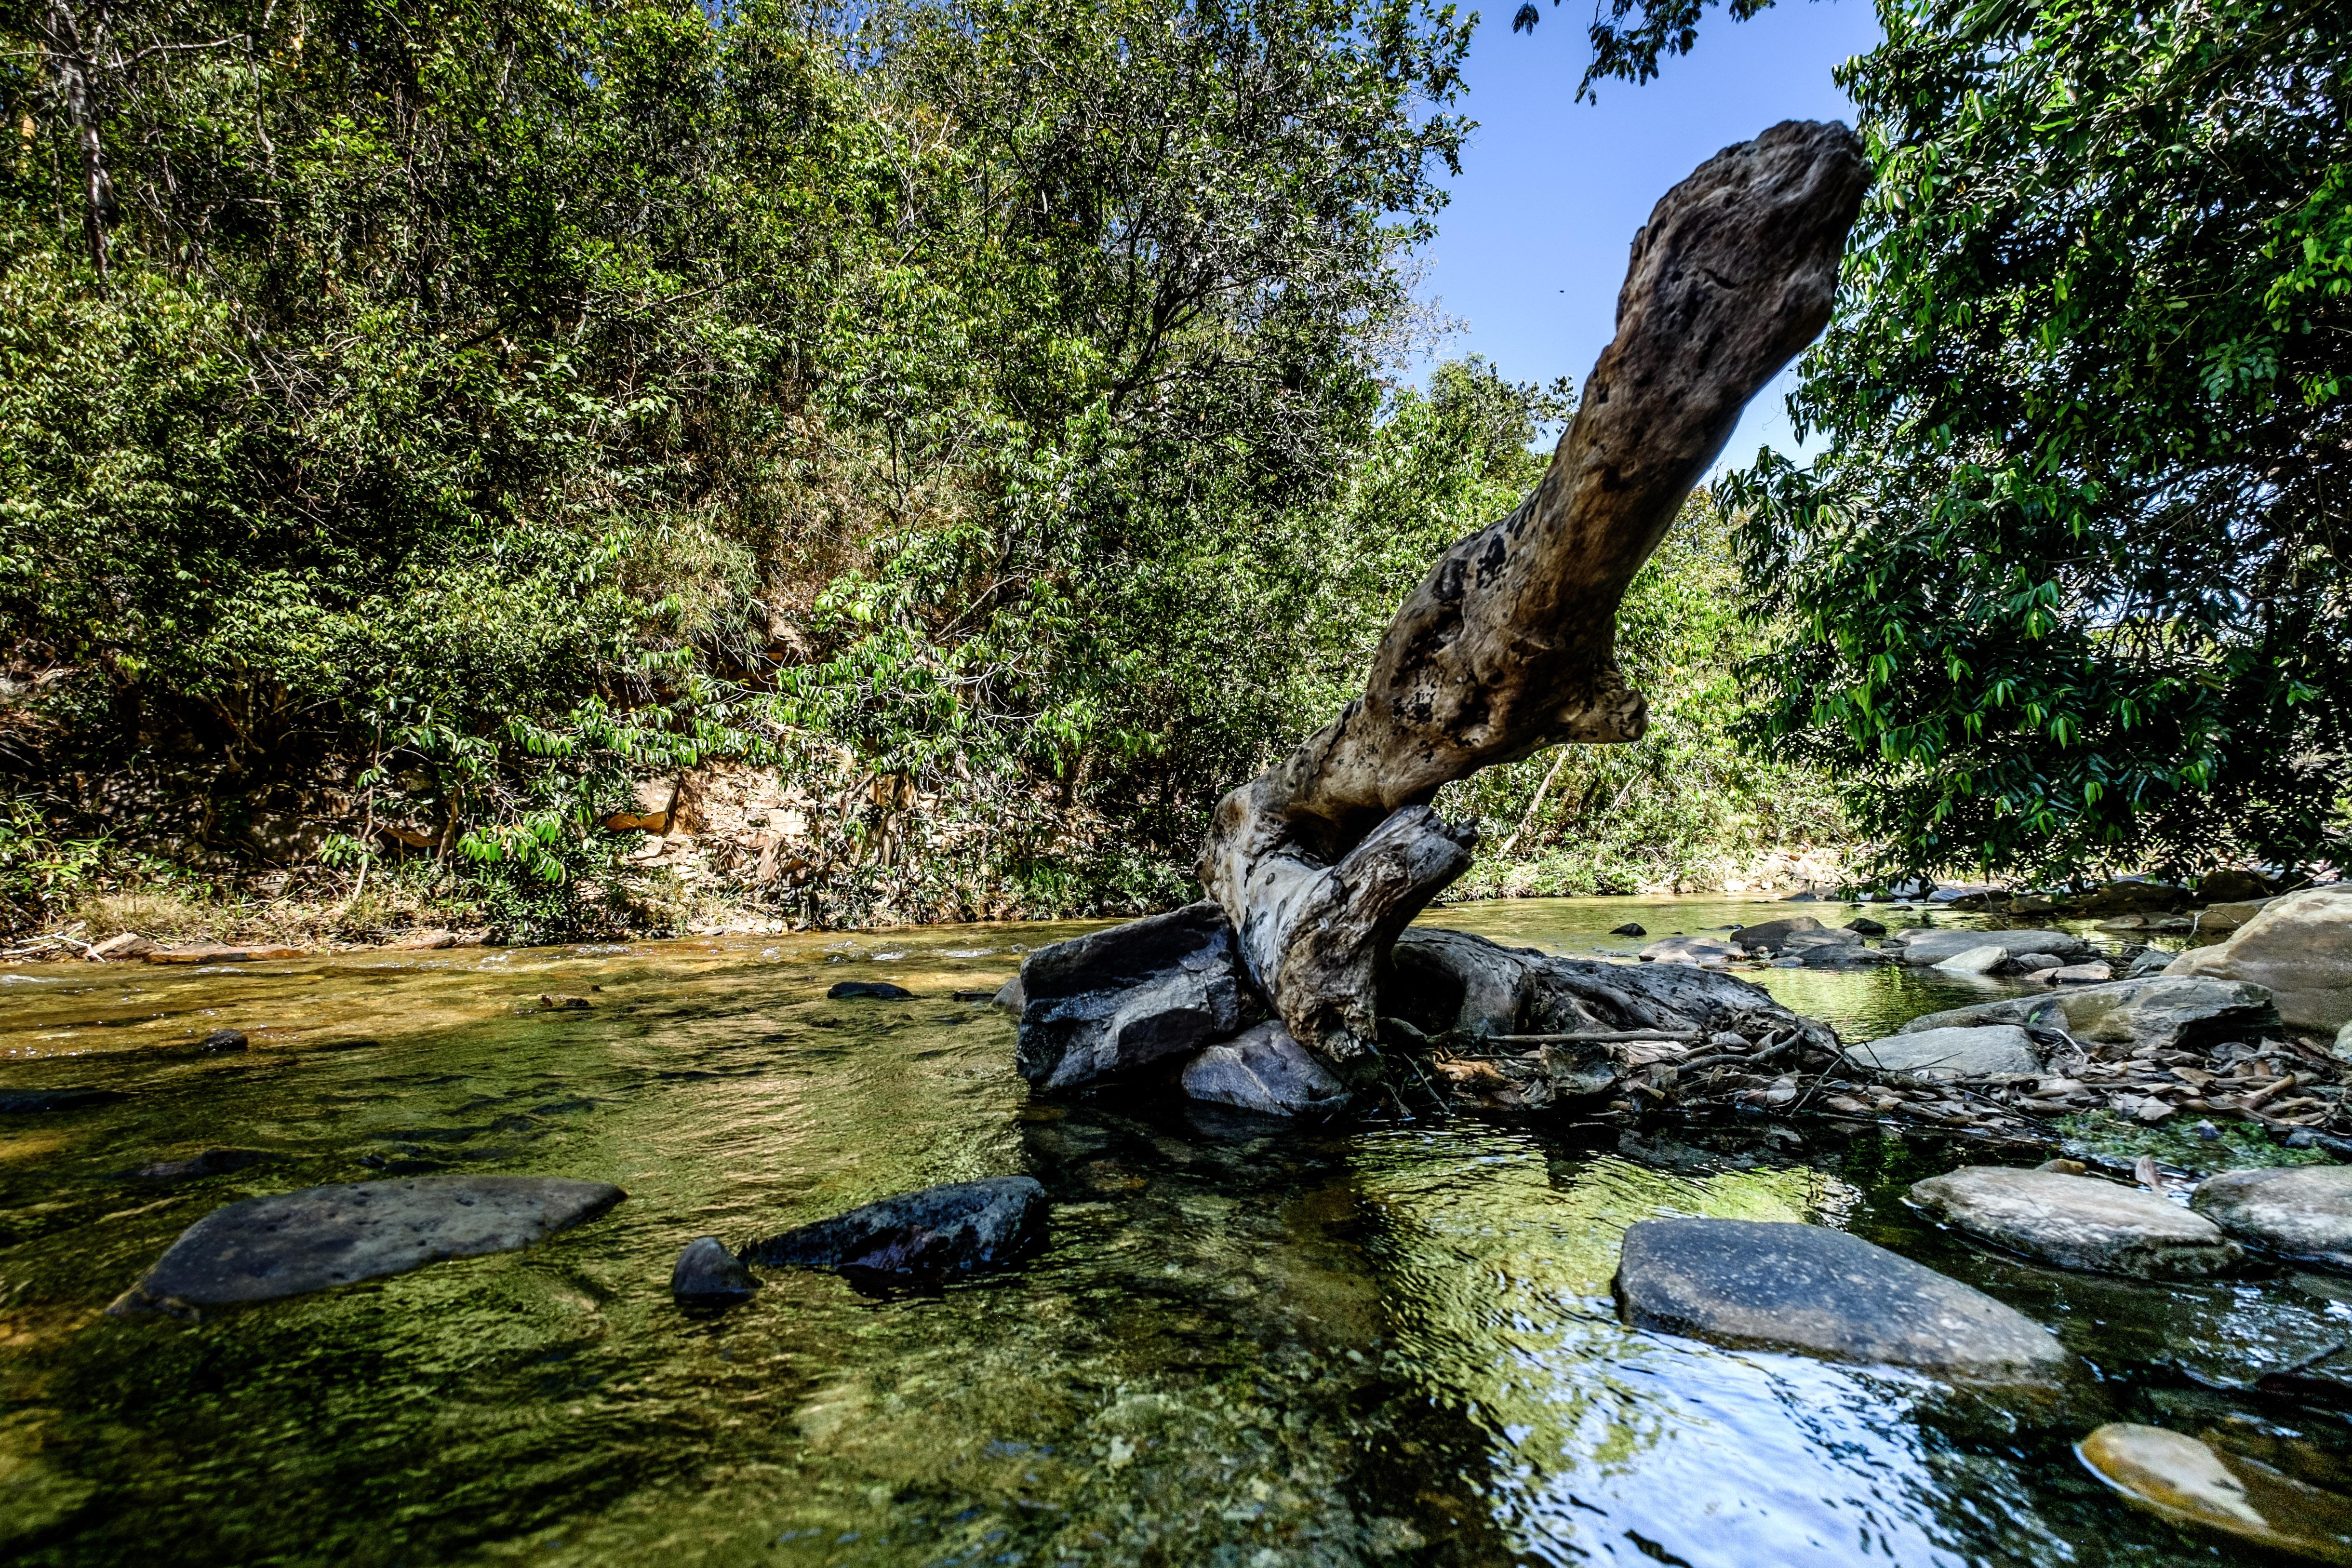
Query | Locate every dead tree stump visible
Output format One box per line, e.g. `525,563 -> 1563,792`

1200,120 -> 1870,1064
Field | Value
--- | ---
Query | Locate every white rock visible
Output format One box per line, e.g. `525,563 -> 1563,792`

1934,944 -> 2012,975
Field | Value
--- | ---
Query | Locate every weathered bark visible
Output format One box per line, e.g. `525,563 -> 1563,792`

1202,121 -> 1870,1062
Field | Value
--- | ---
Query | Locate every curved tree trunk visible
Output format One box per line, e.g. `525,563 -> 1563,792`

1200,120 -> 1871,1064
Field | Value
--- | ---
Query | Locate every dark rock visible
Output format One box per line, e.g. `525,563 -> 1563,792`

134,1147 -> 272,1180
1181,1021 -> 1350,1117
1726,915 -> 1825,953
1799,943 -> 1895,968
671,1236 -> 758,1304
742,1176 -> 1045,1284
1610,922 -> 1646,937
538,992 -> 593,1010
0,1088 -> 125,1114
1385,927 -> 1795,1044
1781,890 -> 1819,901
1991,952 -> 2064,977
197,1029 -> 249,1052
1908,1166 -> 2242,1279
1845,916 -> 1888,937
2198,868 -> 2283,905
107,1176 -> 628,1314
1015,903 -> 1250,1090
1613,1218 -> 2073,1382
2192,1167 -> 2352,1268
828,980 -> 914,1000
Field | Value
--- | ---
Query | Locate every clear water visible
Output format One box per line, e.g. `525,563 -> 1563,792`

0,898 -> 2338,1567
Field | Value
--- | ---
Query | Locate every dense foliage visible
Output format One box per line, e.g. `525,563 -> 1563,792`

0,0 -> 1496,930
1725,0 -> 2350,883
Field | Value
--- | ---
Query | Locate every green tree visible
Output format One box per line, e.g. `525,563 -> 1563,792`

1724,0 -> 2350,883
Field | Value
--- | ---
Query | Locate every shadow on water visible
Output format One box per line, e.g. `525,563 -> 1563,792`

0,900 -> 2341,1565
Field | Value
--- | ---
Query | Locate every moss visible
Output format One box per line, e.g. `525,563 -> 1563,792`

2056,1110 -> 2333,1174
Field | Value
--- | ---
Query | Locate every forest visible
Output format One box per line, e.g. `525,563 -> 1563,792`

1,0 -> 2344,942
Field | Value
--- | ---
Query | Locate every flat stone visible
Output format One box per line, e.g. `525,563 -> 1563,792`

1908,1166 -> 2243,1279
827,980 -> 912,1000
1799,943 -> 1894,968
108,1176 -> 627,1314
741,1176 -> 1045,1283
2044,962 -> 2114,985
1016,903 -> 1251,1090
1934,944 -> 2012,975
2192,1167 -> 2352,1268
1886,929 -> 2092,966
86,932 -> 155,961
2079,1423 -> 2352,1564
1844,1024 -> 2041,1078
1994,952 -> 2064,976
2167,884 -> 2352,1035
1638,935 -> 1740,965
1613,1219 -> 2073,1382
1181,1021 -> 1349,1117
1898,975 -> 2279,1054
671,1236 -> 758,1304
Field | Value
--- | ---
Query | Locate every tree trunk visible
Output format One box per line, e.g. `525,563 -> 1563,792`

1200,120 -> 1871,1064
39,0 -> 118,279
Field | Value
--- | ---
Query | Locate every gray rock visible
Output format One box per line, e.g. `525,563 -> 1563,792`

1638,935 -> 1740,965
2126,947 -> 2175,978
1885,928 -> 2093,966
1613,1218 -> 2072,1382
2192,1167 -> 2352,1268
107,1176 -> 627,1314
2199,868 -> 2284,904
1933,944 -> 2012,975
741,1175 -> 1045,1283
1727,916 -> 1826,954
1898,975 -> 2280,1054
671,1236 -> 758,1304
828,980 -> 913,1000
1181,1021 -> 1349,1117
1845,1024 -> 2041,1078
1799,943 -> 1894,968
1993,952 -> 2065,976
1016,903 -> 1251,1090
2044,962 -> 2115,985
1908,1166 -> 2243,1279
1782,927 -> 1863,952
991,973 -> 1024,1016
2166,883 -> 2352,1035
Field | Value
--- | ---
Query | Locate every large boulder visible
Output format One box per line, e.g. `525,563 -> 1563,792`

2193,897 -> 2277,937
1844,1025 -> 2040,1079
1180,1021 -> 1349,1117
1614,1219 -> 2073,1383
1016,903 -> 1253,1089
1908,1166 -> 2242,1279
2166,884 -> 2352,1035
107,1176 -> 626,1315
741,1176 -> 1045,1283
2192,1166 -> 2352,1269
1884,928 -> 2092,967
1385,927 -> 1793,1043
1896,975 -> 2280,1054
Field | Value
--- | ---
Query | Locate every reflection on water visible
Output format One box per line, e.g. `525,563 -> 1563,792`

0,902 -> 2340,1566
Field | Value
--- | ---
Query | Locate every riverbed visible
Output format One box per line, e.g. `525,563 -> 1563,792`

2,896 -> 2344,1566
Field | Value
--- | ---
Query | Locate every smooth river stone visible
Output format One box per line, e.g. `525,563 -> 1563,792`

2193,1166 -> 2352,1268
1887,928 -> 2091,966
671,1236 -> 758,1304
1613,1219 -> 2073,1382
108,1176 -> 627,1315
1908,1166 -> 2243,1279
2078,1423 -> 2352,1565
1181,1020 -> 1349,1117
741,1175 -> 1046,1283
1843,1024 -> 2040,1079
1933,944 -> 2013,975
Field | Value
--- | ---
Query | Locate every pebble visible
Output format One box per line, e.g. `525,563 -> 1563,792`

2078,1423 -> 2352,1564
1908,1166 -> 2243,1279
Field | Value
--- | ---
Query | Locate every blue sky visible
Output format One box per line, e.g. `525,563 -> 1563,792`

1415,0 -> 1885,469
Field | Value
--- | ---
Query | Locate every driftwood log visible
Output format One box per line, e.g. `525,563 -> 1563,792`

1200,120 -> 1871,1064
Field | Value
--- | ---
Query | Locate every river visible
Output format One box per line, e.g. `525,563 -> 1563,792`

2,896 -> 2344,1566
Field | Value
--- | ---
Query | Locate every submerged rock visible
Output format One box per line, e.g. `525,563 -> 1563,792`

0,1088 -> 126,1114
1898,975 -> 2280,1054
1844,1024 -> 2040,1079
1796,942 -> 1893,969
1610,922 -> 1647,937
134,1147 -> 272,1180
1908,1166 -> 2242,1279
741,1175 -> 1046,1283
1886,929 -> 2092,967
107,1176 -> 627,1315
1181,1021 -> 1349,1117
2166,884 -> 2352,1035
1613,1218 -> 2072,1382
671,1236 -> 758,1304
145,944 -> 306,964
991,974 -> 1024,1016
2192,1167 -> 2352,1268
2079,1423 -> 2352,1565
196,1028 -> 249,1051
1015,903 -> 1251,1090
827,980 -> 913,1000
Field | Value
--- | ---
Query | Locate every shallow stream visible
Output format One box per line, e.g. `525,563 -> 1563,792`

3,896 -> 2347,1566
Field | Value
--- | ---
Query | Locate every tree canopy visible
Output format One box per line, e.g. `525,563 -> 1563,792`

1724,0 -> 2350,883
